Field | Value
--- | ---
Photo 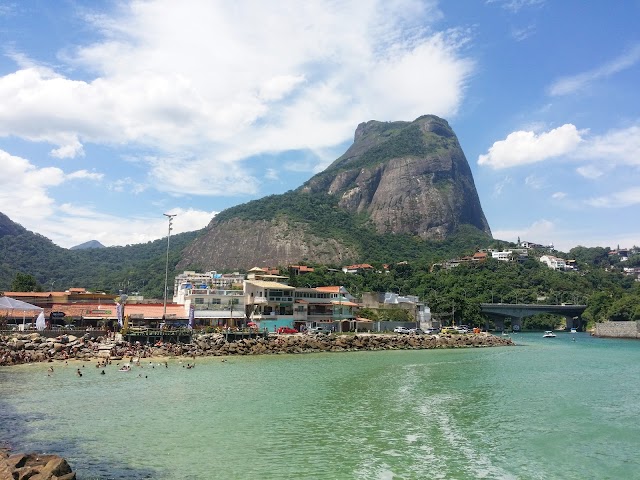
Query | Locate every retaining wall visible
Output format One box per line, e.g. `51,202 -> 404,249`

594,321 -> 640,339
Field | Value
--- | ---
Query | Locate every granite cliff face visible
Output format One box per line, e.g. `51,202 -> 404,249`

178,115 -> 491,270
179,218 -> 358,271
300,115 -> 491,240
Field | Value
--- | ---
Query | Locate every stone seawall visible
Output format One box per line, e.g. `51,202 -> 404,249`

594,321 -> 640,339
0,332 -> 514,366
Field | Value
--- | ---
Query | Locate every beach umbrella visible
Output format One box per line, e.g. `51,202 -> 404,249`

0,296 -> 43,328
35,311 -> 46,331
116,302 -> 123,328
188,304 -> 195,329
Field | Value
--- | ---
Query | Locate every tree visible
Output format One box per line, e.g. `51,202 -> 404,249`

10,273 -> 40,292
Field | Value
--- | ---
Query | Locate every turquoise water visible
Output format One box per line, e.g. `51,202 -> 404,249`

2,332 -> 640,479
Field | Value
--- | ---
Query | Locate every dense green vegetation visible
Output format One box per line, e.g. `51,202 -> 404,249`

215,190 -> 493,265
286,250 -> 640,329
2,209 -> 638,330
0,227 -> 201,298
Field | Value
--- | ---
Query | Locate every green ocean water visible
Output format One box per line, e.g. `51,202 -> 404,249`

1,332 -> 640,479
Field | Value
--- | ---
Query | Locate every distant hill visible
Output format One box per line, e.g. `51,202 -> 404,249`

70,240 -> 106,250
0,212 -> 26,238
178,115 -> 492,270
0,211 -> 201,297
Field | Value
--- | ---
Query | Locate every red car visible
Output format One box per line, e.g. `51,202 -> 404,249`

277,327 -> 298,334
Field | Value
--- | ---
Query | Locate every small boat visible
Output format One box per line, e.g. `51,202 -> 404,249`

570,328 -> 577,333
501,331 -> 509,336
118,364 -> 131,372
543,331 -> 556,338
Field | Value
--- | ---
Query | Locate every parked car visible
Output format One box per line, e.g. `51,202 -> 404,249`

308,326 -> 331,334
409,328 -> 424,334
455,325 -> 469,334
393,327 -> 411,334
425,327 -> 440,335
64,324 -> 76,330
277,327 -> 298,334
440,327 -> 458,334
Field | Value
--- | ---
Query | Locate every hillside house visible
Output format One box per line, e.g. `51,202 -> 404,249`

540,255 -> 566,271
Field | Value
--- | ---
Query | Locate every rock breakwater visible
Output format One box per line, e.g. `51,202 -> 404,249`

0,332 -> 513,366
0,450 -> 75,479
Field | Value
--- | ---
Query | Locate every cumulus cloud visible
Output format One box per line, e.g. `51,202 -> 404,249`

551,192 -> 567,200
0,0 -> 473,195
478,124 -> 583,169
549,44 -> 640,96
0,149 -> 105,223
479,122 -> 640,171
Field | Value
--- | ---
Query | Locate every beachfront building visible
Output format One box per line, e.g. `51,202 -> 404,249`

172,270 -> 247,328
292,286 -> 359,332
173,270 -> 244,300
244,277 -> 296,332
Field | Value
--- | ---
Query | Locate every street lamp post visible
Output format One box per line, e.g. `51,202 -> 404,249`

163,213 -> 177,318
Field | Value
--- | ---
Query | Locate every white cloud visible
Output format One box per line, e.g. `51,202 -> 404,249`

0,0 -> 473,195
493,219 -> 555,244
576,165 -> 603,179
0,149 -> 66,220
575,125 -> 640,166
66,170 -> 104,181
108,177 -> 146,194
265,169 -> 279,181
486,0 -> 545,13
478,124 -> 583,169
551,192 -> 567,200
524,174 -> 545,189
586,187 -> 640,208
511,24 -> 536,41
8,201 -> 217,248
492,176 -> 512,197
549,44 -> 640,96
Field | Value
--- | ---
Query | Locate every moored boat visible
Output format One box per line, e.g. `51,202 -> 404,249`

543,331 -> 556,338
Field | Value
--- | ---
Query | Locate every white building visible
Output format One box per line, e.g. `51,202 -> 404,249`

173,270 -> 246,327
539,255 -> 566,271
491,250 -> 512,262
173,270 -> 244,300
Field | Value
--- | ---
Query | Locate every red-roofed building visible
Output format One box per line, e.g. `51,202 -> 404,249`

342,264 -> 374,274
288,265 -> 315,275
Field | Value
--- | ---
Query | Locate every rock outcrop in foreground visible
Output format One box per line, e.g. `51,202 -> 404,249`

0,451 -> 75,480
0,332 -> 513,365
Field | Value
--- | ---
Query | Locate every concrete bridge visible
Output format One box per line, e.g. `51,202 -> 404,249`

480,303 -> 587,331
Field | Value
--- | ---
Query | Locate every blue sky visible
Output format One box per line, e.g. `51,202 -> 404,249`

0,0 -> 638,252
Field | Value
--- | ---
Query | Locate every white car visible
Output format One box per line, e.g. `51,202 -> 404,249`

393,327 -> 411,334
308,327 -> 331,334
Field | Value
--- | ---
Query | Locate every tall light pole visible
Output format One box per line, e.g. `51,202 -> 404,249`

163,213 -> 177,318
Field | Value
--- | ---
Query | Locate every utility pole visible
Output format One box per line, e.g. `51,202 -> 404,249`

163,213 -> 177,318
